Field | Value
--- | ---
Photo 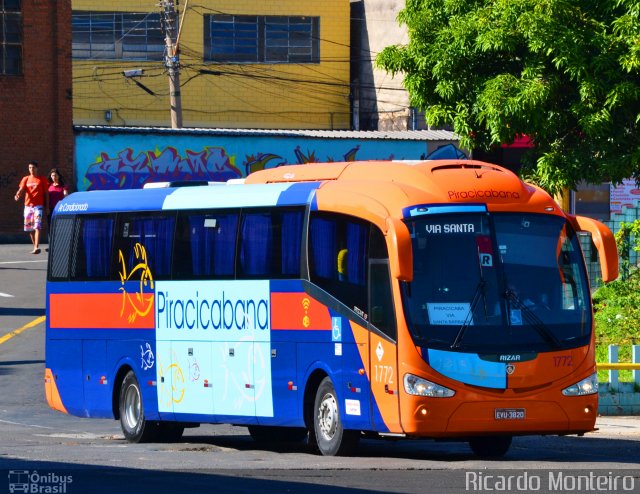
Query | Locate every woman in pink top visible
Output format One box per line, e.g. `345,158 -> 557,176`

47,168 -> 69,224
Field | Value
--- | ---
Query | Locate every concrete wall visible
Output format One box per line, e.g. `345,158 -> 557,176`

353,0 -> 413,131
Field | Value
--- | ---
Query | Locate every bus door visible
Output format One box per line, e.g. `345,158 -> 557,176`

168,341 -> 214,417
211,340 -> 256,417
207,339 -> 273,419
368,259 -> 402,433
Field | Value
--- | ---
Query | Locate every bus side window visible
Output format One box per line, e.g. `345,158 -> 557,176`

115,213 -> 175,280
309,212 -> 368,317
369,226 -> 396,340
238,208 -> 303,279
72,215 -> 115,280
174,210 -> 238,279
280,210 -> 303,277
48,215 -> 76,281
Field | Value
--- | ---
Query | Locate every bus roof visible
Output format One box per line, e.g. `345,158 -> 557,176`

245,159 -> 559,218
54,160 -> 560,222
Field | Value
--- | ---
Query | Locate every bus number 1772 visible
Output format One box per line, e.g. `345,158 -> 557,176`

374,365 -> 394,384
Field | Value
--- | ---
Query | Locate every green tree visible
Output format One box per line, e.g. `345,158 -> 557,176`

377,0 -> 640,195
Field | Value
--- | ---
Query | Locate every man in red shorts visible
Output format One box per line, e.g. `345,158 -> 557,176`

14,161 -> 49,254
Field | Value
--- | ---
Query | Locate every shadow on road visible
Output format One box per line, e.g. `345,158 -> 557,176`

153,430 -> 640,465
0,307 -> 45,316
0,459 -> 395,494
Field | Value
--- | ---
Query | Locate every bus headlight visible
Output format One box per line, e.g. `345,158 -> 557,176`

562,372 -> 598,396
404,374 -> 455,397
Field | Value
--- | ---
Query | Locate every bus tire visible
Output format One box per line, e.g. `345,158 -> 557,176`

313,377 -> 359,456
119,370 -> 158,443
468,436 -> 512,458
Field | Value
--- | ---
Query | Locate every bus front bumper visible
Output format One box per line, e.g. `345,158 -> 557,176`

401,395 -> 597,438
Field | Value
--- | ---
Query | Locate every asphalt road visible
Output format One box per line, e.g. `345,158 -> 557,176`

1,243 -> 639,494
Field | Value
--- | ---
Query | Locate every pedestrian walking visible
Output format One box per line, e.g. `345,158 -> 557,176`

14,160 -> 48,254
47,167 -> 69,224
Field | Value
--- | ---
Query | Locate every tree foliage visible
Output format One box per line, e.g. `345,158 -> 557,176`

377,0 -> 640,195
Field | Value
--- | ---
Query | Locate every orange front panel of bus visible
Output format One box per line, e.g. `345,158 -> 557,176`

447,400 -> 569,433
49,293 -> 155,329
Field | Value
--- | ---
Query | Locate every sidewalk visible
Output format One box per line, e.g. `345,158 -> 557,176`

595,415 -> 640,436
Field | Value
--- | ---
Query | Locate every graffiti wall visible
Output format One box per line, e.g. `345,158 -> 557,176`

75,130 -> 463,191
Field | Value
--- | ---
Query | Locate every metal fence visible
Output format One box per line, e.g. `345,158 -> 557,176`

597,344 -> 640,390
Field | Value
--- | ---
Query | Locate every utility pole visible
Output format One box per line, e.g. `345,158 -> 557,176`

160,0 -> 183,128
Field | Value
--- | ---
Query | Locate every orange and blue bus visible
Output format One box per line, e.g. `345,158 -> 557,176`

45,159 -> 618,457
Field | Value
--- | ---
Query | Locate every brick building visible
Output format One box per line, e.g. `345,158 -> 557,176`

0,1 -> 73,241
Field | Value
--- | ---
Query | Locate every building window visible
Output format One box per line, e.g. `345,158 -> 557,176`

204,14 -> 319,63
573,181 -> 611,221
72,11 -> 164,60
0,0 -> 22,75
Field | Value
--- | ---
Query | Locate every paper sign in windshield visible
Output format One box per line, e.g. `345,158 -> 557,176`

427,303 -> 472,326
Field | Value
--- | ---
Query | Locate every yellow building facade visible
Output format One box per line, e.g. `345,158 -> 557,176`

72,0 -> 351,129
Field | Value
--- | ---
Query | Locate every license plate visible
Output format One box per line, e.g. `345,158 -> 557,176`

495,408 -> 525,420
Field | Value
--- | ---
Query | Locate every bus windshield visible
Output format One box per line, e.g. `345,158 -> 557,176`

402,212 -> 592,353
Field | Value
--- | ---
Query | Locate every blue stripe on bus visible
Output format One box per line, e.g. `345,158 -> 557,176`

275,182 -> 320,207
48,281 -> 130,294
269,279 -> 304,292
403,203 -> 487,218
55,183 -> 318,216
53,188 -> 174,215
310,192 -> 319,212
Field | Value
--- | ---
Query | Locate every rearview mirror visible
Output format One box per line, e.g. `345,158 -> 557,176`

574,215 -> 619,282
386,217 -> 413,281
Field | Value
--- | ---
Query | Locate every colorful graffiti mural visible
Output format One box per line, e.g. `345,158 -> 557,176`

85,147 -> 243,190
75,131 -> 463,191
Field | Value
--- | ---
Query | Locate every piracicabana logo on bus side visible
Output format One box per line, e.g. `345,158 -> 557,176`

156,289 -> 269,331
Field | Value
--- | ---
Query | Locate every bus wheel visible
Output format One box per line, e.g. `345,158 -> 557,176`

119,370 -> 158,443
313,377 -> 359,456
468,436 -> 512,458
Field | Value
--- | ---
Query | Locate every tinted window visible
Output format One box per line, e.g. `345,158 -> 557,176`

48,216 -> 75,280
71,215 -> 115,280
402,213 -> 592,352
174,210 -> 239,279
368,228 -> 396,340
115,213 -> 175,280
238,209 -> 303,278
370,261 -> 396,340
309,213 -> 368,315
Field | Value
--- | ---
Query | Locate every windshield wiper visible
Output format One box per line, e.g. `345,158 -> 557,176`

451,279 -> 486,349
504,289 -> 563,349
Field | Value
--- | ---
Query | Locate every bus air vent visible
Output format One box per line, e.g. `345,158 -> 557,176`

430,163 -> 504,173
